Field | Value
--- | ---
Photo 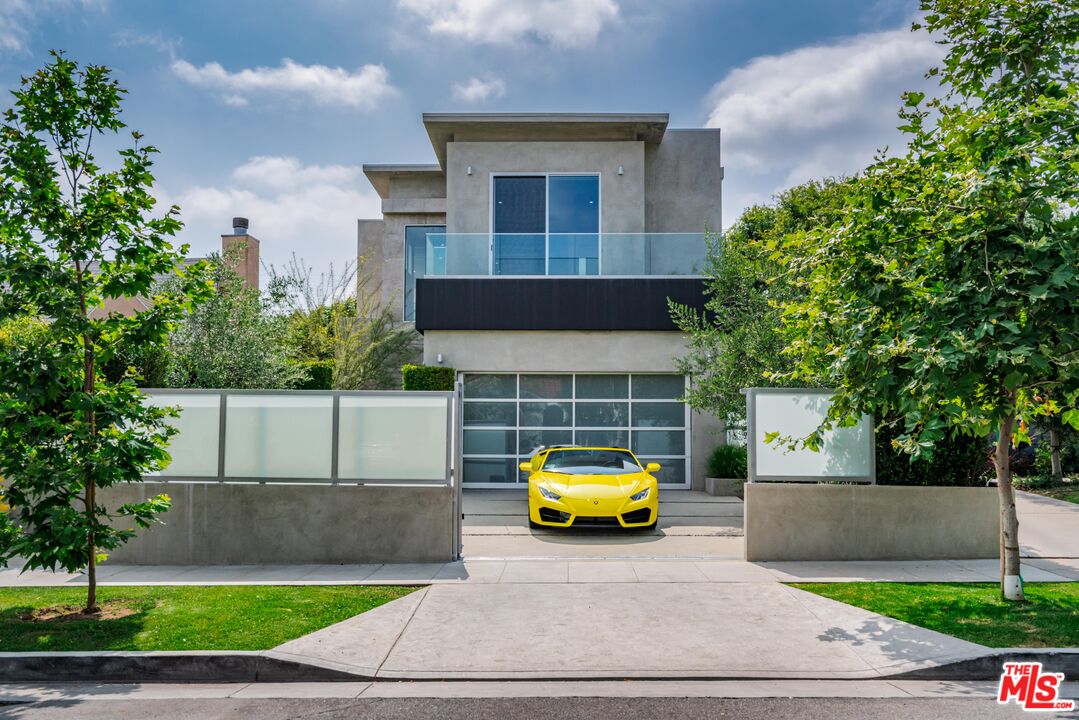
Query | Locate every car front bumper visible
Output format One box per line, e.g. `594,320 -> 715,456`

528,491 -> 658,528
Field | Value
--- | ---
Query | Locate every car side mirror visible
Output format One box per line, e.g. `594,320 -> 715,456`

645,462 -> 662,473
519,461 -> 535,473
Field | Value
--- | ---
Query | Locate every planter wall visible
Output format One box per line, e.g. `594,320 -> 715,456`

744,483 -> 998,561
704,477 -> 744,498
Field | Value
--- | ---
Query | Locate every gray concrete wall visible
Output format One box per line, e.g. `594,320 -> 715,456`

645,129 -> 723,233
424,330 -> 719,491
445,141 -> 646,235
102,482 -> 455,565
744,484 -> 999,561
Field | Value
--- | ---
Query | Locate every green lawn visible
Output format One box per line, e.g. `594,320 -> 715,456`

0,585 -> 417,652
791,582 -> 1079,648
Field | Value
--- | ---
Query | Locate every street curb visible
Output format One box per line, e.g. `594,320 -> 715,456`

0,652 -> 368,683
888,649 -> 1079,682
0,648 -> 1075,684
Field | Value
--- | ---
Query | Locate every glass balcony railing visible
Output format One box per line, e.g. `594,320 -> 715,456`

422,232 -> 708,277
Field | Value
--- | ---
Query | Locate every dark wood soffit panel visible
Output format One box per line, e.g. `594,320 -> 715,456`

415,277 -> 708,332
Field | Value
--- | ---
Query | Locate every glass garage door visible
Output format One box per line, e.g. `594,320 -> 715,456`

461,373 -> 689,488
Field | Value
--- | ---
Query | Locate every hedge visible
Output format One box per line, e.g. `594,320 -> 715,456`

402,364 -> 456,391
294,359 -> 334,390
875,423 -> 991,486
706,444 -> 747,478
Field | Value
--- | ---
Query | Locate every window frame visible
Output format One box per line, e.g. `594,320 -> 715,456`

488,172 -> 602,276
403,223 -> 447,322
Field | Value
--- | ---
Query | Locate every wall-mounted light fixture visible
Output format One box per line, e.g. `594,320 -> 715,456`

436,353 -> 444,364
466,166 -> 473,176
617,165 -> 624,176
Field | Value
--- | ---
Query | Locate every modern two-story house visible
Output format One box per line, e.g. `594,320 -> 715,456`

358,113 -> 722,491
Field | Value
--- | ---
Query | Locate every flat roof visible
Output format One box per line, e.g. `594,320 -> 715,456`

422,112 -> 670,167
362,164 -> 444,198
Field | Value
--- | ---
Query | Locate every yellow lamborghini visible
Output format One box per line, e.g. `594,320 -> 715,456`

522,447 -> 660,529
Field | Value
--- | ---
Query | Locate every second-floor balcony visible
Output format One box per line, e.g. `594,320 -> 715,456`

419,232 -> 708,278
403,231 -> 710,322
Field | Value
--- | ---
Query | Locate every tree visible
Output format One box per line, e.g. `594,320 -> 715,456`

0,53 -> 210,612
671,179 -> 854,424
332,264 -> 420,390
774,0 -> 1079,600
266,254 -> 421,390
162,249 -> 301,389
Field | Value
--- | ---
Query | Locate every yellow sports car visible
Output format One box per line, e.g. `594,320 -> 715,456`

522,447 -> 660,529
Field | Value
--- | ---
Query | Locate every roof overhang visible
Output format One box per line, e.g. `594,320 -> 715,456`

362,164 -> 444,198
422,113 -> 670,168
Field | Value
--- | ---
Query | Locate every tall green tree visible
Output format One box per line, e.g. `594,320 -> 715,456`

0,53 -> 210,612
671,179 -> 854,424
775,0 -> 1079,600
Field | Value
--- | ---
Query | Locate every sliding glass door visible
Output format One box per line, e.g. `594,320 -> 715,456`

492,174 -> 599,276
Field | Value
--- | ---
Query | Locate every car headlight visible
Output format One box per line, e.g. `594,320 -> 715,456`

539,486 -> 561,501
630,487 -> 650,502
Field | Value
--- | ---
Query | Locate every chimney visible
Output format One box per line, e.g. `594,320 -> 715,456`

221,216 -> 260,290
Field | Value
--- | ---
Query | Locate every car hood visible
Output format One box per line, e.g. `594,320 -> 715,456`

534,471 -> 651,498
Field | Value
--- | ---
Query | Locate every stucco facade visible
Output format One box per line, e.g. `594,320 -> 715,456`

357,113 -> 725,490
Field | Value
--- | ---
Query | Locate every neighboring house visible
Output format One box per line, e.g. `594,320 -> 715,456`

359,113 -> 723,490
88,217 -> 260,319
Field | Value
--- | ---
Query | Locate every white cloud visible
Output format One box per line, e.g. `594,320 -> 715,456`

166,156 -> 380,282
398,0 -> 619,49
451,76 -> 506,103
112,29 -> 181,59
704,26 -> 944,225
0,0 -> 103,53
170,58 -> 397,110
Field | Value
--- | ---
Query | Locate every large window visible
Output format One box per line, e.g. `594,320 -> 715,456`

461,373 -> 689,487
492,174 -> 599,276
404,225 -> 446,321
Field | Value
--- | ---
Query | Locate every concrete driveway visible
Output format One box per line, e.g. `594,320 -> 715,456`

268,581 -> 988,680
462,489 -> 744,559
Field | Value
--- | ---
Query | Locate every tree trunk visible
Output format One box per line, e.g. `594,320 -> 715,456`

1049,429 -> 1063,482
995,414 -> 1023,601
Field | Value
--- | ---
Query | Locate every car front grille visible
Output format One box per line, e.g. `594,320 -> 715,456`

621,508 -> 652,524
571,516 -> 621,527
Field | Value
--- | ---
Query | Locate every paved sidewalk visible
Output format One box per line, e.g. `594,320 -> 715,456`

3,556 -> 1077,586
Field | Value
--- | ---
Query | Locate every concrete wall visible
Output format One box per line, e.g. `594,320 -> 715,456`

445,141 -> 646,235
644,129 -> 723,233
424,329 -> 721,491
103,482 -> 455,565
744,484 -> 999,561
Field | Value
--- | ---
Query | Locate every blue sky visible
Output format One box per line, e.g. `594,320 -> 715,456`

0,0 -> 942,277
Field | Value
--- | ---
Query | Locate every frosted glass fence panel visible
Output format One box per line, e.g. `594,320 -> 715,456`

224,394 -> 334,479
747,389 -> 874,483
145,393 -> 220,477
338,395 -> 449,481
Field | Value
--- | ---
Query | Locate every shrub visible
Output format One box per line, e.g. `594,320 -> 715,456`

402,364 -> 456,391
295,359 -> 334,390
875,424 -> 991,486
706,444 -> 747,479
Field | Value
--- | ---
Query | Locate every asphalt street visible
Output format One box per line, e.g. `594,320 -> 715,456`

0,697 -> 1070,719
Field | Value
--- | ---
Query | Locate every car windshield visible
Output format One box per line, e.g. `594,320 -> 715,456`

541,449 -> 641,476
